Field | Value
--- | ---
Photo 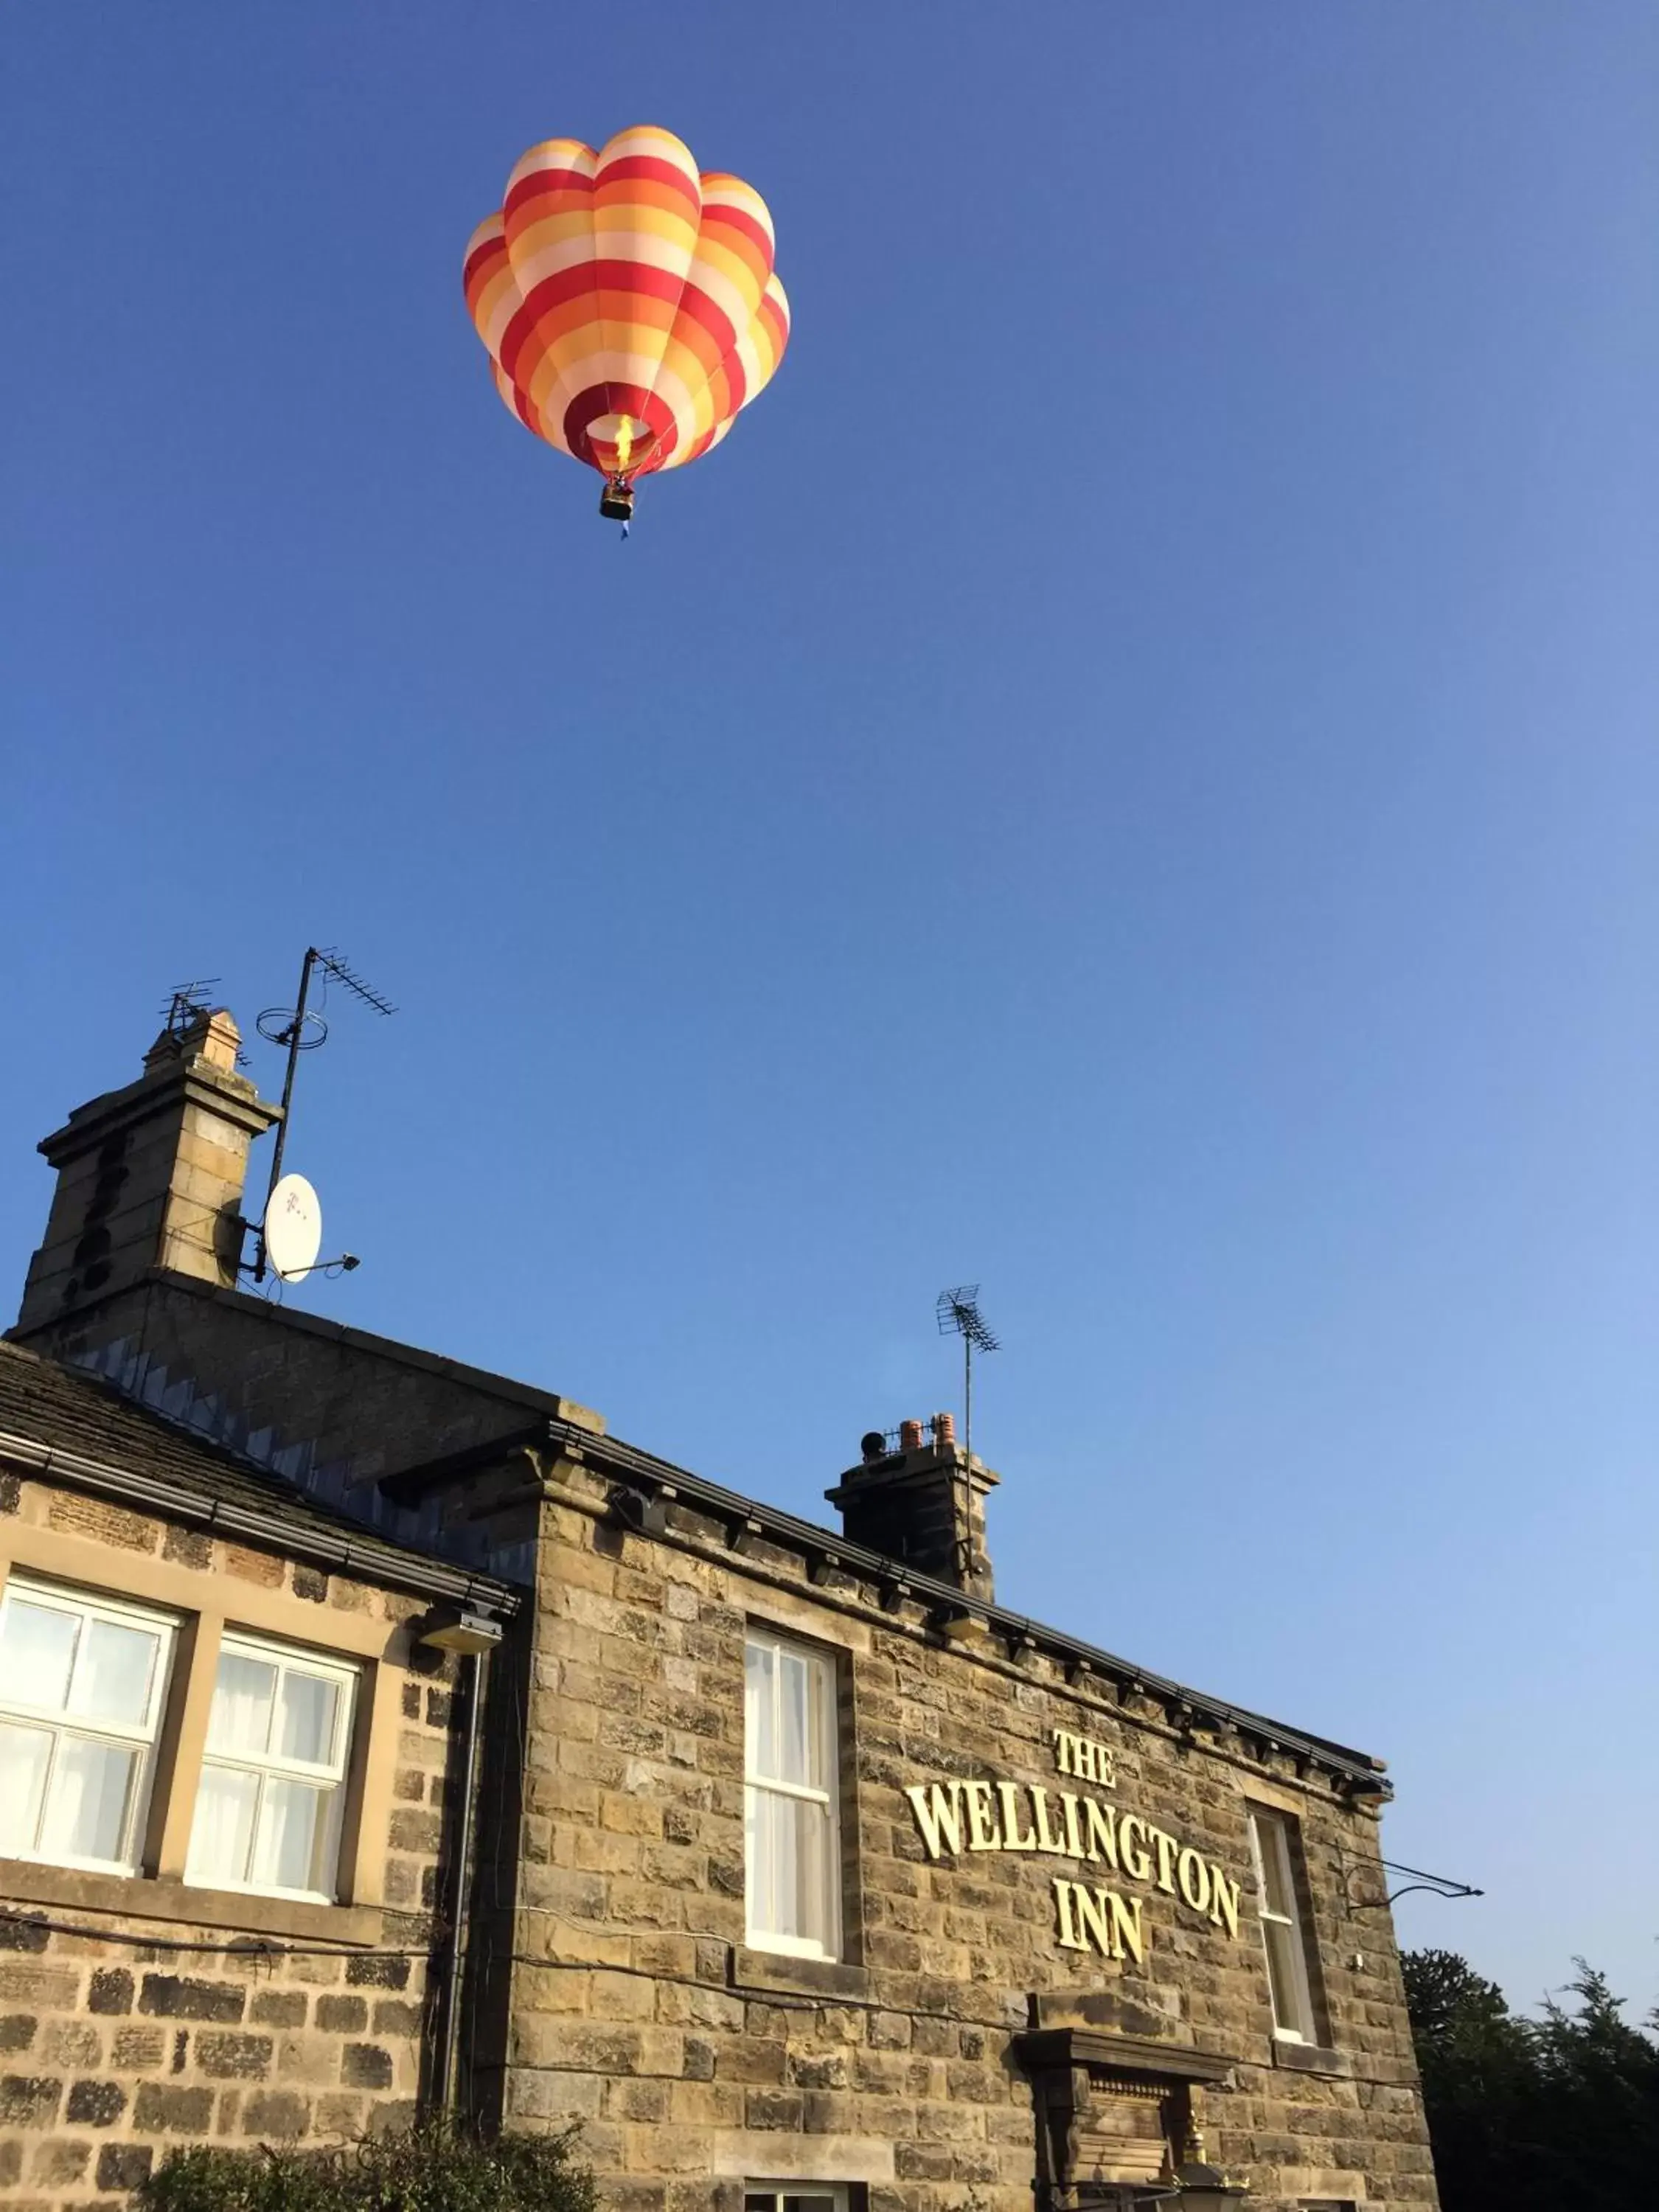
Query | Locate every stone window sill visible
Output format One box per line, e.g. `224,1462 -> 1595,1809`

1272,2037 -> 1352,2079
731,1944 -> 872,2002
0,1854 -> 383,1947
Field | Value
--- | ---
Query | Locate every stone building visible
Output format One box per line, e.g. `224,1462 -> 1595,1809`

3,1008 -> 1439,2212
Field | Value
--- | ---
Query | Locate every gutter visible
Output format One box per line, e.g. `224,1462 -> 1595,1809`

0,1427 -> 520,1615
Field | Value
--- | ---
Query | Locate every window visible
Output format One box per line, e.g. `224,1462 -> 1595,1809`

1248,1806 -> 1318,2042
743,1627 -> 841,1960
185,1634 -> 357,1901
0,1577 -> 176,1874
745,2190 -> 849,2212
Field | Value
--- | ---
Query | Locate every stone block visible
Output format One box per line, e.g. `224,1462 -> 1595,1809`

346,1952 -> 411,1989
111,2027 -> 167,2070
195,2032 -> 274,2079
86,1969 -> 134,2018
341,2044 -> 394,2089
250,1991 -> 308,2028
0,2074 -> 61,2126
66,2079 -> 127,2126
97,2143 -> 154,2192
223,1545 -> 284,1587
241,2089 -> 312,2140
30,2138 -> 90,2184
40,2020 -> 101,2068
133,2081 -> 215,2134
313,2093 -> 366,2139
139,1975 -> 246,2023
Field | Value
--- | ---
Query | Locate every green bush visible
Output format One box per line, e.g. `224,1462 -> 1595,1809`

137,2121 -> 597,2212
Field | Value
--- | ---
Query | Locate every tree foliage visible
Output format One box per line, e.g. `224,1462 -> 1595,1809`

1402,1950 -> 1659,2212
137,2121 -> 597,2212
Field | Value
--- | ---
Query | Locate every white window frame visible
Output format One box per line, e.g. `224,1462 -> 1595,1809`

743,1626 -> 843,1962
1248,1806 -> 1319,2042
0,1575 -> 177,1877
745,2188 -> 850,2212
185,1631 -> 358,1905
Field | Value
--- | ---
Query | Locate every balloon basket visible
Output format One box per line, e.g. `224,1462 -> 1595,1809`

599,478 -> 635,524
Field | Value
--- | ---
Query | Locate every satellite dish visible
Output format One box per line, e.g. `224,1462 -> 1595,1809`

263,1174 -> 323,1283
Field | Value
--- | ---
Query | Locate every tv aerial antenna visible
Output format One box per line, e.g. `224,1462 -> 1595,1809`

936,1285 -> 999,1492
251,947 -> 395,1282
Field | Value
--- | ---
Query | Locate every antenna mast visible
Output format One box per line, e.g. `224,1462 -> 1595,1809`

254,947 -> 395,1281
936,1284 -> 999,1498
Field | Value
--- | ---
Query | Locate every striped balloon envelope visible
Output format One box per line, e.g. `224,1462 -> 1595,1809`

463,125 -> 790,524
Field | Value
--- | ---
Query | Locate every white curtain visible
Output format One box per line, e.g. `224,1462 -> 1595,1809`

276,1673 -> 336,1765
254,1778 -> 325,1893
207,1653 -> 274,1756
0,1722 -> 51,1852
40,1736 -> 135,1863
187,1766 -> 259,1885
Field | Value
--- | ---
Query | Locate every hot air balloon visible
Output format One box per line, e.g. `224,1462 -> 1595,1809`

463,125 -> 790,530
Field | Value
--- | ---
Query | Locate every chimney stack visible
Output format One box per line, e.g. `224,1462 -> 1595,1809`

826,1416 -> 998,1599
15,1007 -> 280,1332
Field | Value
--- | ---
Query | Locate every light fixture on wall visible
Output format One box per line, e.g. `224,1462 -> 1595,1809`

414,1603 -> 504,1655
1342,1770 -> 1393,1809
605,1483 -> 667,1538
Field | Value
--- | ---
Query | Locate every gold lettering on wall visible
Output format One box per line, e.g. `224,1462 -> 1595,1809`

904,1781 -> 964,1860
1052,1728 -> 1118,1787
905,1767 -> 1242,1961
965,1780 -> 1000,1851
1051,1878 -> 1147,1964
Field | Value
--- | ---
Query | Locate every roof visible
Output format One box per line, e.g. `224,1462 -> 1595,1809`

385,1411 -> 1388,1788
0,1341 -> 518,1613
13,1281 -> 1382,1786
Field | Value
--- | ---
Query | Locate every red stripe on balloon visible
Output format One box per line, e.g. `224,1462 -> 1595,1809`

669,281 -> 736,358
701,204 -> 773,261
504,167 -> 594,220
595,154 -> 701,201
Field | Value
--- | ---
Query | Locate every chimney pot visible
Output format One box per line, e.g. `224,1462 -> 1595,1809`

931,1411 -> 956,1447
898,1418 -> 925,1454
859,1430 -> 887,1465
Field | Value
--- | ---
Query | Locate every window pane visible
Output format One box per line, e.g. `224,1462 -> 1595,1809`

779,1650 -> 810,1785
276,1671 -> 339,1767
1,1601 -> 78,1714
745,1639 -> 776,1778
784,2198 -> 840,2212
254,1778 -> 330,1894
1264,1916 -> 1307,2037
187,1766 -> 260,1885
1256,1816 -> 1294,1918
77,1619 -> 161,1726
0,1722 -> 53,1853
748,1786 -> 831,1947
41,1736 -> 137,1864
209,1652 -> 276,1755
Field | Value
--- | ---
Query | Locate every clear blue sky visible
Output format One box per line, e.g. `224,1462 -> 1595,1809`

3,4 -> 1655,2017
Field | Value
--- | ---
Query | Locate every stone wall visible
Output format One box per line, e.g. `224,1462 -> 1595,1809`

0,1479 -> 472,2209
490,1457 -> 1436,2212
